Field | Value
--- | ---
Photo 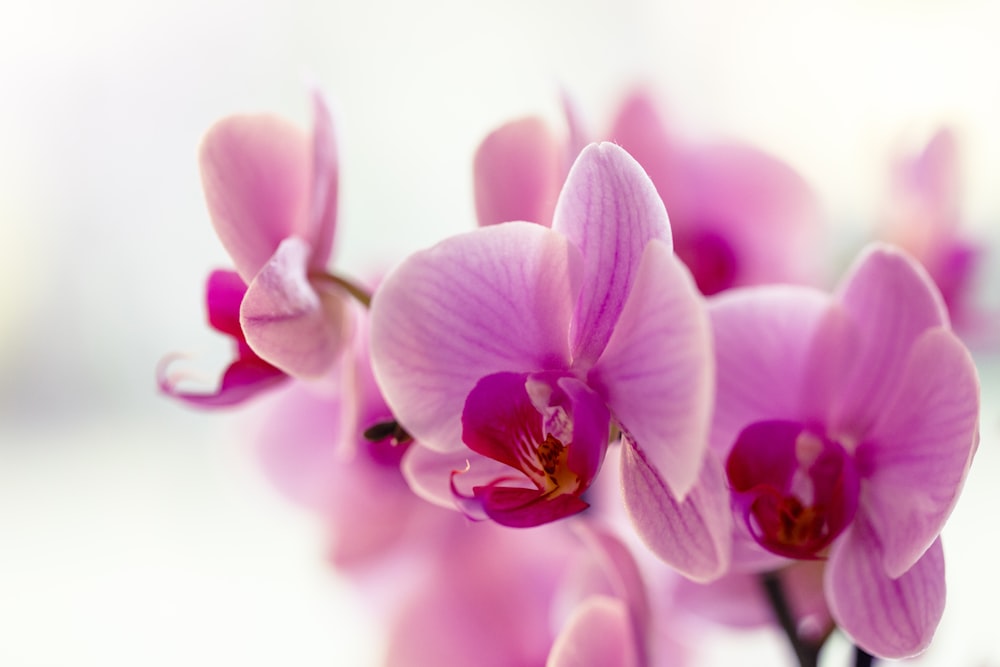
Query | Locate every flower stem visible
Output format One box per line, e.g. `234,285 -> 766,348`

760,571 -> 822,667
854,646 -> 876,667
311,271 -> 372,308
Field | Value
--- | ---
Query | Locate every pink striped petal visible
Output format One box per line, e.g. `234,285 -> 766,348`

861,327 -> 979,577
826,244 -> 948,436
621,440 -> 732,582
552,143 -> 671,366
707,285 -> 830,456
826,519 -> 945,659
305,91 -> 339,268
473,116 -> 564,227
199,114 -> 310,283
240,237 -> 352,378
548,596 -> 640,667
370,222 -> 579,452
589,240 -> 711,498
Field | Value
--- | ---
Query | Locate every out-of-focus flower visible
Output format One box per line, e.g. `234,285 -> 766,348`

255,303 -> 453,570
880,128 -> 990,339
372,143 -> 730,581
382,521 -> 667,667
161,92 -> 352,406
473,90 -> 823,295
709,244 -> 979,657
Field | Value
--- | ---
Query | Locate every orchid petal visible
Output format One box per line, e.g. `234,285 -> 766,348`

552,143 -> 670,366
827,244 -> 948,436
158,270 -> 287,407
475,485 -> 589,528
826,520 -> 945,659
401,443 -> 509,513
370,222 -> 579,452
708,285 -> 830,456
199,114 -> 310,282
305,91 -> 339,268
621,440 -> 731,582
547,596 -> 639,667
571,522 -> 650,634
589,240 -> 711,498
861,327 -> 979,577
241,237 -> 352,378
474,116 -> 564,227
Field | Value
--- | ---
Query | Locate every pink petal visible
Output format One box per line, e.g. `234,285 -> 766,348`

548,596 -> 640,667
571,522 -> 651,634
370,222 -> 579,452
473,116 -> 565,227
401,443 -> 509,512
860,327 -> 979,577
475,485 -> 589,527
621,440 -> 732,582
589,240 -> 711,498
707,285 -> 830,456
826,244 -> 949,436
826,519 -> 945,659
158,270 -> 287,407
305,91 -> 339,268
240,237 -> 352,378
199,114 -> 310,283
552,142 -> 671,366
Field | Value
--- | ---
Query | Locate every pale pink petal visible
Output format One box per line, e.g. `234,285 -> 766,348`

401,441 -> 511,512
552,142 -> 671,366
860,327 -> 979,577
571,522 -> 650,633
199,114 -> 310,282
621,440 -> 731,582
241,237 -> 352,378
826,520 -> 945,659
306,91 -> 339,268
473,116 -> 564,227
589,241 -> 711,498
370,222 -> 579,452
827,244 -> 948,436
707,285 -> 830,456
547,596 -> 640,667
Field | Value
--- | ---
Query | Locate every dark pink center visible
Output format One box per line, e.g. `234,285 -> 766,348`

726,420 -> 859,560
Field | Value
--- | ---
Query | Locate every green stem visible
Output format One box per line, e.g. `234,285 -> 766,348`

854,646 -> 876,667
310,271 -> 372,308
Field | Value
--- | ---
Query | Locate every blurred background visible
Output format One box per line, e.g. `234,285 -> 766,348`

1,0 -> 998,664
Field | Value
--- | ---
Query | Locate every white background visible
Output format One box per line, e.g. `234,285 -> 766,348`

2,0 -> 999,664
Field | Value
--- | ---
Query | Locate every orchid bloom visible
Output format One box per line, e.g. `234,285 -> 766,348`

473,90 -> 823,295
709,244 -> 979,657
371,142 -> 732,582
161,92 -> 352,406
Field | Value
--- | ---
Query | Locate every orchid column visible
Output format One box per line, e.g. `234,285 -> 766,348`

370,142 -> 732,582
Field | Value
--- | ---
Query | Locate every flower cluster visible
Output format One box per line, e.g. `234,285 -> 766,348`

161,89 -> 985,666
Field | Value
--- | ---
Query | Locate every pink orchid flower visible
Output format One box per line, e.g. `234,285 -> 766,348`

161,92 -> 352,406
709,243 -> 979,658
371,142 -> 731,582
473,90 -> 823,295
